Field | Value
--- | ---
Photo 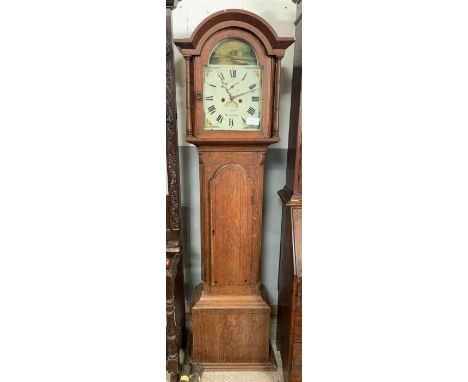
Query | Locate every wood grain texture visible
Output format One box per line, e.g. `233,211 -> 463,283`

200,151 -> 264,289
174,10 -> 293,370
209,164 -> 253,287
192,294 -> 270,364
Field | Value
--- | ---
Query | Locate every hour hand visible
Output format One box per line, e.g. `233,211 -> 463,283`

220,82 -> 233,96
229,81 -> 239,90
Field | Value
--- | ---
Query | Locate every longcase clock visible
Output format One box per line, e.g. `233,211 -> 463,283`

174,9 -> 293,370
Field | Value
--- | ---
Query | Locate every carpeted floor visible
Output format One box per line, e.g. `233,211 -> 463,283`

166,316 -> 284,382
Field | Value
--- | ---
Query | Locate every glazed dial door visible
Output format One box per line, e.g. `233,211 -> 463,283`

202,38 -> 263,131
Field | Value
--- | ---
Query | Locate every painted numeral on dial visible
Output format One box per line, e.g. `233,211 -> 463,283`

252,96 -> 259,102
247,107 -> 255,115
229,118 -> 234,127
230,70 -> 236,78
241,117 -> 246,124
216,114 -> 223,123
249,84 -> 256,90
205,95 -> 214,101
208,105 -> 216,114
217,72 -> 225,80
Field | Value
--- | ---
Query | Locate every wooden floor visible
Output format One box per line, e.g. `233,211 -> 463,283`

166,316 -> 284,382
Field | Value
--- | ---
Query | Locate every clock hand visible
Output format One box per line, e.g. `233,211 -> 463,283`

231,89 -> 257,99
219,79 -> 234,97
221,76 -> 240,89
225,82 -> 241,100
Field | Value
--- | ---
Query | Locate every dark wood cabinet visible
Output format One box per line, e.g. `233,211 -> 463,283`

276,1 -> 302,381
277,195 -> 302,381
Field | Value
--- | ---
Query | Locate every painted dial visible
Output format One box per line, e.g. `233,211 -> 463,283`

203,65 -> 262,130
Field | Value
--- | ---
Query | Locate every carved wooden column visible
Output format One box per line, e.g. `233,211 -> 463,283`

166,0 -> 181,234
166,1 -> 185,381
276,1 -> 302,381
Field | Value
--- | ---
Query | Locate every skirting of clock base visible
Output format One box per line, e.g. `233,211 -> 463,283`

191,288 -> 272,368
196,342 -> 277,371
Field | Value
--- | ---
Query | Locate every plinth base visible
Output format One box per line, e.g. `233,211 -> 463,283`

190,287 -> 272,369
197,342 -> 277,371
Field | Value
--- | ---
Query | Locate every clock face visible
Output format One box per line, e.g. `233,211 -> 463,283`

203,39 -> 262,131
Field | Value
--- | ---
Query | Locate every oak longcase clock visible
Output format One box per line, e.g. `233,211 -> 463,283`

174,10 -> 294,370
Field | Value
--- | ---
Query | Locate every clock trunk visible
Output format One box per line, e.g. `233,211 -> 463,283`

191,146 -> 272,368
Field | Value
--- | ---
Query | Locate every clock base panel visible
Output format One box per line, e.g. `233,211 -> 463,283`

191,289 -> 272,367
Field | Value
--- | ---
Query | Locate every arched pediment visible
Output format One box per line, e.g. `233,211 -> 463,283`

174,9 -> 294,58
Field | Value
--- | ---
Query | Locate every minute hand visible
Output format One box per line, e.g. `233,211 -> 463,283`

231,89 -> 257,99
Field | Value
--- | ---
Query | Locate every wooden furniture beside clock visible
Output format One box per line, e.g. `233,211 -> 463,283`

174,10 -> 294,370
165,245 -> 185,382
276,1 -> 302,381
166,1 -> 186,380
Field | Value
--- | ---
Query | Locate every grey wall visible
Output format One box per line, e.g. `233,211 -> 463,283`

179,146 -> 287,304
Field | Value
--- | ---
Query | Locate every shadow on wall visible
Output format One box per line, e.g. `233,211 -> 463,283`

261,148 -> 288,304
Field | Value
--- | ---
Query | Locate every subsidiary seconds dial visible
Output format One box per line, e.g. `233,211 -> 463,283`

203,65 -> 262,131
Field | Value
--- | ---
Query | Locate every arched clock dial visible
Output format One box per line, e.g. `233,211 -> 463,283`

203,39 -> 263,131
